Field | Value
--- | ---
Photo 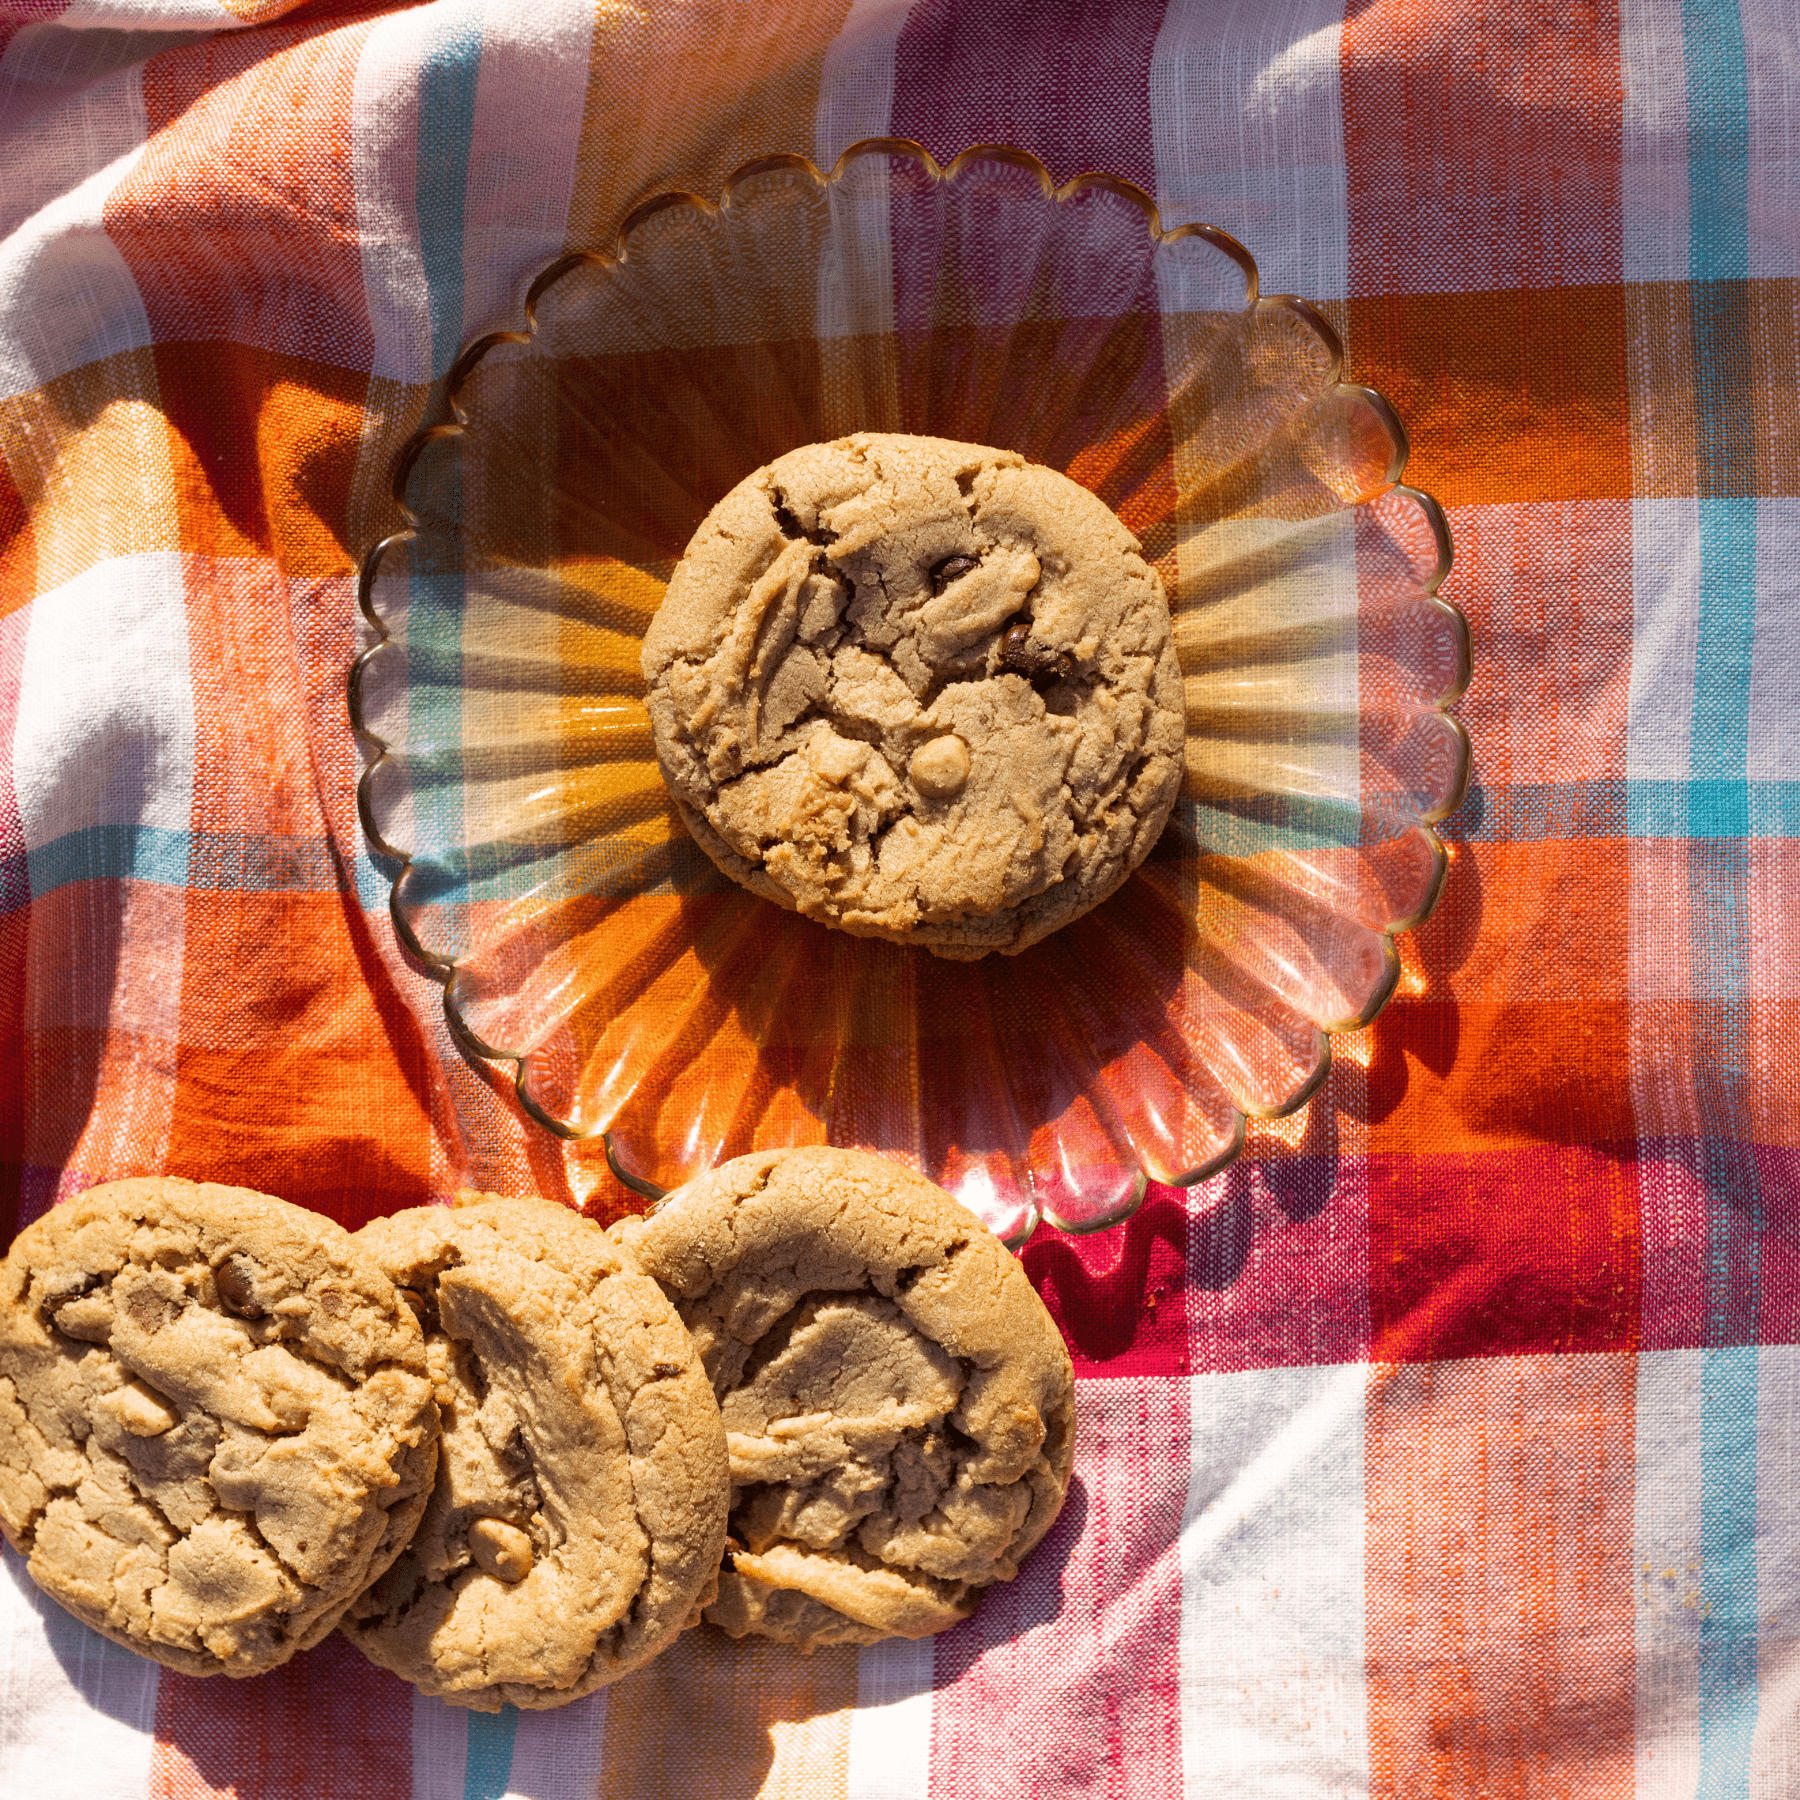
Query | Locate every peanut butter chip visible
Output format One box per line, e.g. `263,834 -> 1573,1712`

48,1294 -> 111,1342
96,1379 -> 179,1438
468,1517 -> 534,1583
909,735 -> 971,799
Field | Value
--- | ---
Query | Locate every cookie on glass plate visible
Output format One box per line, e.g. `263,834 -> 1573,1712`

610,1146 -> 1075,1649
0,1177 -> 438,1678
641,432 -> 1185,959
338,1195 -> 728,1711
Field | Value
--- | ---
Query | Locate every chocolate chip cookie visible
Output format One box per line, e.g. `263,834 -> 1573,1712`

338,1195 -> 729,1710
0,1177 -> 438,1678
642,433 -> 1184,958
610,1148 -> 1075,1648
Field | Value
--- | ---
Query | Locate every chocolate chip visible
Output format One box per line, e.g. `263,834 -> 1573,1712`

999,620 -> 1073,685
214,1257 -> 264,1320
317,1287 -> 344,1318
930,554 -> 980,592
652,1361 -> 683,1380
125,1287 -> 171,1332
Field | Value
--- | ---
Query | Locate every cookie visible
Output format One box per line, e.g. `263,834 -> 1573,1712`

338,1195 -> 729,1710
0,1177 -> 438,1678
610,1147 -> 1076,1648
642,432 -> 1185,959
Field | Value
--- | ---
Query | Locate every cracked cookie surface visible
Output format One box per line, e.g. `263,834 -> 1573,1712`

0,1177 -> 437,1678
338,1195 -> 728,1710
610,1148 -> 1075,1648
642,433 -> 1184,958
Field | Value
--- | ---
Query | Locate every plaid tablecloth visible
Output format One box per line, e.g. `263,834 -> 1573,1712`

3,0 -> 1798,1794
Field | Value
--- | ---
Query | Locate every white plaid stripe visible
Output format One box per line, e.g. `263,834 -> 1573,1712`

1149,0 -> 1349,302
0,1547 -> 158,1800
1180,1362 -> 1369,1800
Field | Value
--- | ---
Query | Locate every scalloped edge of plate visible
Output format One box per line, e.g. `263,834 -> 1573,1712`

349,136 -> 1471,1247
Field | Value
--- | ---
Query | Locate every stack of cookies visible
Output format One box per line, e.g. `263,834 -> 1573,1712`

0,1148 -> 1075,1711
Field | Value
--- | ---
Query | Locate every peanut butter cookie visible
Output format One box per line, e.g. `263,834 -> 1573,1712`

642,433 -> 1184,958
0,1177 -> 437,1678
610,1148 -> 1075,1649
339,1196 -> 728,1710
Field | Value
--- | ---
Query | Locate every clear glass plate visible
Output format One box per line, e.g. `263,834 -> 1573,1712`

350,140 -> 1469,1246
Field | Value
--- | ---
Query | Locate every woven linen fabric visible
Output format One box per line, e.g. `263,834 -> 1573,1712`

2,0 -> 1797,1795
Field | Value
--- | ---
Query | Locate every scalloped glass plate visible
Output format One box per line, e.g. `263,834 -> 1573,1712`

351,141 -> 1469,1246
